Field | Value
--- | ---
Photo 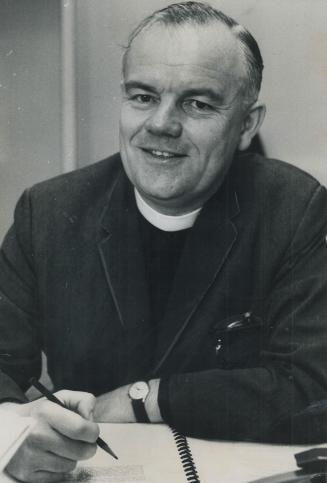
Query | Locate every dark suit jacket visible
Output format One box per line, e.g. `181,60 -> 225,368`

0,153 -> 326,443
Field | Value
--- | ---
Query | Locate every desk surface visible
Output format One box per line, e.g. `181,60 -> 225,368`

1,423 -> 320,483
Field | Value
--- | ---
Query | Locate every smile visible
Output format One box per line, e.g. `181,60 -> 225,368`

151,150 -> 175,158
141,148 -> 186,160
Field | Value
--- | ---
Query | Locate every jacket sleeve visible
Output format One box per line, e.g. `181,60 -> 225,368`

158,184 -> 327,443
0,189 -> 42,402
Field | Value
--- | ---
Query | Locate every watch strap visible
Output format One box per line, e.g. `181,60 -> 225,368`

131,398 -> 150,423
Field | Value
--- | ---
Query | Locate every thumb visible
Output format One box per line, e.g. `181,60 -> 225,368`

56,390 -> 96,420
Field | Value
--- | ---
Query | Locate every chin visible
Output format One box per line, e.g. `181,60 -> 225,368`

136,179 -> 178,198
139,186 -> 181,206
142,190 -> 178,203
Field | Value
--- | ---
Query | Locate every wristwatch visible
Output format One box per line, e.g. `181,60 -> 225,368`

128,381 -> 150,423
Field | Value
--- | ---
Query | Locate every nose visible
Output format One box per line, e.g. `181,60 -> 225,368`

144,101 -> 182,138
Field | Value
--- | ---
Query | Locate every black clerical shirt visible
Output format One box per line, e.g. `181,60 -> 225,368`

138,212 -> 190,328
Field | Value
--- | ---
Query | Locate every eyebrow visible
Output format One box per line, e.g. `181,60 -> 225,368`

123,81 -> 224,104
123,81 -> 158,94
181,88 -> 224,104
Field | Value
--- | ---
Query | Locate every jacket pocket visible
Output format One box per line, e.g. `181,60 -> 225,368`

209,312 -> 265,369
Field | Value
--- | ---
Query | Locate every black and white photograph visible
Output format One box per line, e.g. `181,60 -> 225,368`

0,1 -> 326,482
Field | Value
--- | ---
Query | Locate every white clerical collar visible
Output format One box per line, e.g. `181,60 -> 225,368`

135,189 -> 201,232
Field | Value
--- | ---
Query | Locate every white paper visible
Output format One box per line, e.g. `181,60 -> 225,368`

0,409 -> 34,473
62,465 -> 147,482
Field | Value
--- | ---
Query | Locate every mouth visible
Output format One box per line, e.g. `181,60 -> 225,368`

140,147 -> 186,160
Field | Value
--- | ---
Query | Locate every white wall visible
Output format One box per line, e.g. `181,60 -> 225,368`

74,0 -> 327,186
0,0 -> 62,242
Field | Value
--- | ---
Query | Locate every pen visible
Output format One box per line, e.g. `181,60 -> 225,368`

30,377 -> 118,460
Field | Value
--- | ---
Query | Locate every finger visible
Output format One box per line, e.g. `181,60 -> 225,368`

55,390 -> 96,420
28,421 -> 97,461
48,439 -> 97,462
5,468 -> 69,483
37,451 -> 77,473
30,471 -> 71,483
6,449 -> 74,483
34,400 -> 99,443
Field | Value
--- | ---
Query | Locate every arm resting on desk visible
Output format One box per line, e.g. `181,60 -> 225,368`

95,379 -> 163,423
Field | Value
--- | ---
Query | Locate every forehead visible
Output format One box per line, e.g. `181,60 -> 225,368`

124,23 -> 246,95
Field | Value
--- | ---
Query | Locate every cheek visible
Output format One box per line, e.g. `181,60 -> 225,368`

192,127 -> 223,162
119,110 -> 133,144
189,124 -> 236,183
198,118 -> 241,158
120,105 -> 147,143
187,117 -> 225,150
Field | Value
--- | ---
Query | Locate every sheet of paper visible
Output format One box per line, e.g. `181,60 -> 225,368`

62,465 -> 147,482
186,436 -> 315,483
76,424 -> 317,483
0,408 -> 34,472
70,424 -> 186,483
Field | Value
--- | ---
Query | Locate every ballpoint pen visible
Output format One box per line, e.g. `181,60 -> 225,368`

29,378 -> 118,460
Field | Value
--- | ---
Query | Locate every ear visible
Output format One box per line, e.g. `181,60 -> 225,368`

238,102 -> 266,151
120,78 -> 126,94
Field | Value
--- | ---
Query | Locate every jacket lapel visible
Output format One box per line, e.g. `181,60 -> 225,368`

97,172 -> 153,381
152,175 -> 240,375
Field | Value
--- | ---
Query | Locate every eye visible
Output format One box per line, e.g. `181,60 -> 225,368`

130,93 -> 157,106
136,94 -> 152,103
183,99 -> 214,114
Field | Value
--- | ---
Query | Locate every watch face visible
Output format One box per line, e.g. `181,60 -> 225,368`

129,381 -> 149,400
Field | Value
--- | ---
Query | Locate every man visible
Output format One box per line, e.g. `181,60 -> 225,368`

1,2 -> 326,481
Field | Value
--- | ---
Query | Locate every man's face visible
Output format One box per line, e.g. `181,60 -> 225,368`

120,23 -> 248,214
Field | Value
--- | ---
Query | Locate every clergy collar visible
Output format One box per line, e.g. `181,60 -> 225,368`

134,189 -> 201,232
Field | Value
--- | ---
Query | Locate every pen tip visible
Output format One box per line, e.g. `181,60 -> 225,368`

100,441 -> 118,460
108,448 -> 118,460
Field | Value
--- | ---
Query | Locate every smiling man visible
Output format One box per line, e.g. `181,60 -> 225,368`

1,2 -> 327,482
119,19 -> 261,214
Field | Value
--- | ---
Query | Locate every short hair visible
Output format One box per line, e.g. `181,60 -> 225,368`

122,1 -> 264,104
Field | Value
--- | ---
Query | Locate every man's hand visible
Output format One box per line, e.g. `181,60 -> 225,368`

4,390 -> 99,483
94,379 -> 162,423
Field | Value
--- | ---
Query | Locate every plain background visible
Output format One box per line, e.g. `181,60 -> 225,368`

1,0 -> 327,242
